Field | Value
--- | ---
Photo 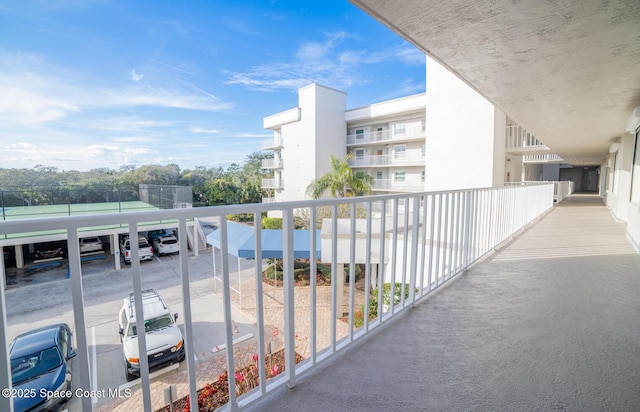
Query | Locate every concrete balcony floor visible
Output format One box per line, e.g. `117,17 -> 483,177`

249,193 -> 640,411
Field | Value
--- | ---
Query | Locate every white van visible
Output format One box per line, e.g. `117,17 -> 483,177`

118,289 -> 185,381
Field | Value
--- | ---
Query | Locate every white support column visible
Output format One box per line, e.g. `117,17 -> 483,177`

14,245 -> 23,269
192,223 -> 199,256
113,234 -> 121,270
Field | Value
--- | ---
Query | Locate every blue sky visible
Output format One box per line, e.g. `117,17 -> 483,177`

0,0 -> 426,172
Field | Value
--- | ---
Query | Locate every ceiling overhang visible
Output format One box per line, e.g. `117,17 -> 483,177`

350,0 -> 640,165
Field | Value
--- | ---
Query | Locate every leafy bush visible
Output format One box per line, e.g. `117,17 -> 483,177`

227,213 -> 254,222
366,283 -> 414,320
262,217 -> 282,229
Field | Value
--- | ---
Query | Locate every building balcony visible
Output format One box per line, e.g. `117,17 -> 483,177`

261,197 -> 280,203
348,153 -> 425,168
505,125 -> 550,154
372,178 -> 424,192
261,158 -> 283,169
249,193 -> 640,412
523,153 -> 565,163
3,184 -> 639,412
261,136 -> 283,150
261,178 -> 284,189
346,129 -> 425,146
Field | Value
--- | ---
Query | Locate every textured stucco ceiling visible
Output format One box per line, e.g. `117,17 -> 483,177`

351,0 -> 640,165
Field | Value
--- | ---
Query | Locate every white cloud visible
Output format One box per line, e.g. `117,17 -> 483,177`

101,85 -> 234,111
130,69 -> 144,82
225,32 -> 423,91
190,127 -> 222,134
0,51 -> 234,130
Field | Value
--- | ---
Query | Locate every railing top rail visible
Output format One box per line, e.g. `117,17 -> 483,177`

0,184 -> 555,236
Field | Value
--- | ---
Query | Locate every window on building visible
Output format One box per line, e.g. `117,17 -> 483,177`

421,144 -> 426,157
631,130 -> 640,203
421,170 -> 425,182
394,123 -> 406,135
394,171 -> 406,182
421,119 -> 426,132
355,129 -> 364,140
354,149 -> 365,159
394,145 -> 406,159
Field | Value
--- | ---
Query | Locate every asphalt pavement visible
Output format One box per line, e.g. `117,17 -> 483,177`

3,244 -> 261,411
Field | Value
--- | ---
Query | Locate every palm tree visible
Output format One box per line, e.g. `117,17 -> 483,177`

306,154 -> 374,199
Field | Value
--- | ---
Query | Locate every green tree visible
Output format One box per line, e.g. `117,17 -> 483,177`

306,154 -> 374,199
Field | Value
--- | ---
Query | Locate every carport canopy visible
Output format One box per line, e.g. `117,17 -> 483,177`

206,221 -> 321,259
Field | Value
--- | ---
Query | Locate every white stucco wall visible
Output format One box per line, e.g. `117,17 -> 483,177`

424,56 -> 501,191
628,201 -> 640,253
606,134 -> 634,222
542,164 -> 561,181
281,84 -> 347,201
312,85 -> 348,191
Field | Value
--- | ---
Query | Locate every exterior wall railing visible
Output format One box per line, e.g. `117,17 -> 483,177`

523,153 -> 564,163
506,181 -> 574,202
505,125 -> 548,150
347,153 -> 425,168
0,184 -> 555,412
346,129 -> 425,145
261,179 -> 284,189
373,178 -> 424,191
261,136 -> 283,150
261,158 -> 283,169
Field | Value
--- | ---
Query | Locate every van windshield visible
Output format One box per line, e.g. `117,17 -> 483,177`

127,314 -> 173,336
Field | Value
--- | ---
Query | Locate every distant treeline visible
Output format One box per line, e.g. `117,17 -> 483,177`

0,152 -> 272,207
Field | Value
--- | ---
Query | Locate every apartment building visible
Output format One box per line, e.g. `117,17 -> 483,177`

262,57 -> 527,204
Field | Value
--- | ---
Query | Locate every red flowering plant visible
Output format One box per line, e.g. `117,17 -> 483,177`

156,324 -> 304,412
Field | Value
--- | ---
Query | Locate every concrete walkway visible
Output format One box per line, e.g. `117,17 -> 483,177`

249,193 -> 640,412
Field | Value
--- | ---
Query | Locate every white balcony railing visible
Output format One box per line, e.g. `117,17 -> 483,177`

373,179 -> 424,192
261,197 -> 280,203
505,180 -> 575,202
505,125 -> 548,150
348,153 -> 425,168
261,158 -> 283,169
261,136 -> 283,150
346,129 -> 425,145
262,178 -> 284,189
0,185 -> 556,412
523,153 -> 564,163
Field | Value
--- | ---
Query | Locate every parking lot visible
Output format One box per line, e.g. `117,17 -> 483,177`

4,242 -> 260,411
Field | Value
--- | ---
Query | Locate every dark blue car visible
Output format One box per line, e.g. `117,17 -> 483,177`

9,323 -> 76,412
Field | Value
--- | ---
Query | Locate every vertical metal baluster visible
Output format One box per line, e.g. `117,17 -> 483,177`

330,204 -> 338,352
219,217 -> 238,409
348,203 -> 356,340
401,197 -> 409,307
67,228 -> 93,412
408,196 -> 420,305
178,218 -> 198,412
252,212 -> 267,394
309,206 -> 317,364
364,201 -> 372,330
390,198 -> 399,315
377,200 -> 386,322
283,208 -> 296,388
